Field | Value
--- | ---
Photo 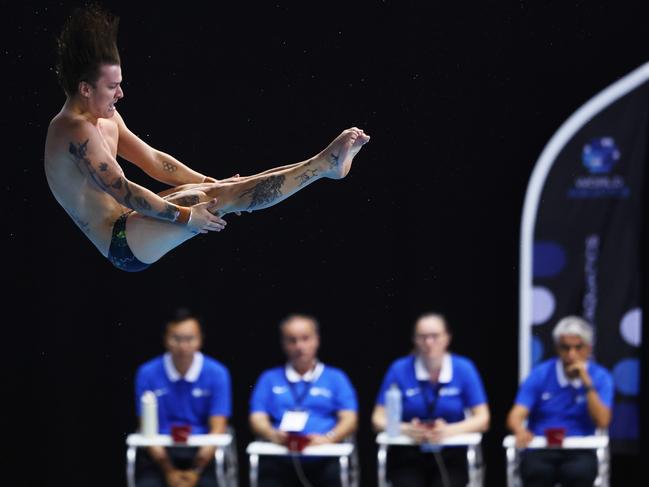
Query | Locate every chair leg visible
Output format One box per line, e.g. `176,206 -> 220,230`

214,448 -> 227,487
339,455 -> 350,487
350,448 -> 360,487
596,446 -> 610,487
126,446 -> 137,487
225,443 -> 239,487
467,444 -> 484,487
506,446 -> 519,487
249,453 -> 259,487
377,444 -> 388,487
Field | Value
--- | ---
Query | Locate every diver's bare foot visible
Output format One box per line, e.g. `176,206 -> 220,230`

319,127 -> 370,179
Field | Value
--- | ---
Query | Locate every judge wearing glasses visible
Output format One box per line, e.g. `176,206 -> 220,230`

507,316 -> 614,487
372,312 -> 490,487
134,309 -> 232,487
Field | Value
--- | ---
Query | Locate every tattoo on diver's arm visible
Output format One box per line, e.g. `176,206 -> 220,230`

238,175 -> 285,210
69,141 -> 130,205
70,140 -> 113,191
135,197 -> 152,210
68,140 -> 185,218
122,179 -> 133,209
157,203 -> 178,221
162,161 -> 178,172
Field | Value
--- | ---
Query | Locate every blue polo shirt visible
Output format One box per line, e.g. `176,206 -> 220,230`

135,352 -> 231,434
250,362 -> 358,434
515,358 -> 613,436
376,354 -> 487,423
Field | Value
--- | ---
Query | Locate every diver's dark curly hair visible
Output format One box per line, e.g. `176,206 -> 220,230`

55,3 -> 121,97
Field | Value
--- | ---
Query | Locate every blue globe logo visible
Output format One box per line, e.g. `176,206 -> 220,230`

582,137 -> 620,174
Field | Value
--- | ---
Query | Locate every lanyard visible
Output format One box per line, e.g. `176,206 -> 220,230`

285,374 -> 314,410
419,381 -> 442,420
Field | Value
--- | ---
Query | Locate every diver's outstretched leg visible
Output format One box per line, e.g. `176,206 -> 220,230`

123,127 -> 370,264
205,127 -> 370,215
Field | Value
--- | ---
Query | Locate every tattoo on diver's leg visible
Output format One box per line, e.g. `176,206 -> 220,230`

329,153 -> 339,170
174,195 -> 200,207
294,167 -> 319,187
238,175 -> 285,210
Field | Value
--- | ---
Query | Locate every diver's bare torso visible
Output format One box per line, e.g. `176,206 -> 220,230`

44,109 -> 126,257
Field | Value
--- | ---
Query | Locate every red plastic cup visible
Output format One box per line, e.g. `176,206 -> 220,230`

544,427 -> 566,447
171,424 -> 192,444
286,433 -> 310,452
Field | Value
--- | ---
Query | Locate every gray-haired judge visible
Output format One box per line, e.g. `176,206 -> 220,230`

506,316 -> 614,487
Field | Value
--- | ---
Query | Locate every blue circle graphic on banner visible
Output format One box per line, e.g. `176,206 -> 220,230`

619,308 -> 642,347
582,137 -> 620,174
533,241 -> 566,278
610,402 -> 639,440
612,359 -> 640,396
532,337 -> 544,366
532,286 -> 555,325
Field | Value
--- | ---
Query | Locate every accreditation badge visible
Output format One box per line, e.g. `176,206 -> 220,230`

279,410 -> 309,432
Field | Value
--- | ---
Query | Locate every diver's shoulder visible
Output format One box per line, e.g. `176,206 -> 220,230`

48,108 -> 95,136
45,112 -> 93,165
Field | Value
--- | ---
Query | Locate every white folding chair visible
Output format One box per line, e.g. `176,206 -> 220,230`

375,432 -> 485,487
125,431 -> 238,487
502,434 -> 610,487
246,440 -> 359,487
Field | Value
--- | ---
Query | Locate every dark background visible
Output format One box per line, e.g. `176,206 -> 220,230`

5,1 -> 649,486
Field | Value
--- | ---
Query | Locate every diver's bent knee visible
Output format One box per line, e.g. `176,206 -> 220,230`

204,182 -> 233,200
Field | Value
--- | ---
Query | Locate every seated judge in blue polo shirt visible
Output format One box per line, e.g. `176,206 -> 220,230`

134,308 -> 232,487
372,312 -> 490,487
507,316 -> 613,487
249,313 -> 358,487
